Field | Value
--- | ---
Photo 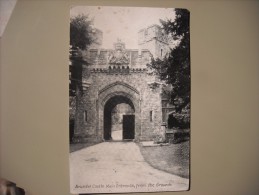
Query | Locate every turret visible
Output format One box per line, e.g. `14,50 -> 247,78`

138,24 -> 171,59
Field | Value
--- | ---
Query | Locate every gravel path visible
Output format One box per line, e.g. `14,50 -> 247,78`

70,142 -> 189,194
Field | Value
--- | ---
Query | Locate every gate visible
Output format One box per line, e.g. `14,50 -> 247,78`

123,115 -> 135,140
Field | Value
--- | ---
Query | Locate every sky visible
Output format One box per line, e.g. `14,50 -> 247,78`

70,6 -> 175,49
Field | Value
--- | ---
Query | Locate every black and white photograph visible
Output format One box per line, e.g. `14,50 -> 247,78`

69,6 -> 190,194
2,1 -> 259,195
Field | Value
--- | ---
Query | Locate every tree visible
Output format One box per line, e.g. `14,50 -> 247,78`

69,14 -> 94,96
69,14 -> 95,143
149,9 -> 190,113
70,14 -> 94,50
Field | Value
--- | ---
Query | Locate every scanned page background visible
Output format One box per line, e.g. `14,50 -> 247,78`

1,0 -> 259,195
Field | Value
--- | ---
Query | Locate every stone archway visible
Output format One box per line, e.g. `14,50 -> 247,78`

97,82 -> 141,141
103,95 -> 135,140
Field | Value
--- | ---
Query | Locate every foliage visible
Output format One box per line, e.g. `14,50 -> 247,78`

69,14 -> 95,97
70,14 -> 94,50
168,110 -> 190,129
148,9 -> 190,113
69,49 -> 83,96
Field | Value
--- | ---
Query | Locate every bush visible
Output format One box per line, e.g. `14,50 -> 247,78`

168,112 -> 190,129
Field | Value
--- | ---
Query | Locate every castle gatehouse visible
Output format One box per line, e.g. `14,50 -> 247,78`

72,25 -> 175,141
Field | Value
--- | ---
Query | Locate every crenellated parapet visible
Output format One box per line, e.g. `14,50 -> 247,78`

90,66 -> 147,74
84,39 -> 152,69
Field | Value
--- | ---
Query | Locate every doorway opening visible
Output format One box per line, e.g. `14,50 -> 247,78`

104,95 -> 135,141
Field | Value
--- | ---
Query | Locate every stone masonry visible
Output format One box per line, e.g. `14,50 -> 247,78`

73,25 -> 174,141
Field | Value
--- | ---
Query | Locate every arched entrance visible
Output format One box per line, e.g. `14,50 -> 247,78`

104,95 -> 135,141
97,81 -> 141,141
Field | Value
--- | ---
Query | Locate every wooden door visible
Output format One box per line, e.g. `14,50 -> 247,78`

123,115 -> 135,140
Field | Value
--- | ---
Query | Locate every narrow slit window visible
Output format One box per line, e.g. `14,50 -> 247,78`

84,110 -> 87,122
150,111 -> 153,122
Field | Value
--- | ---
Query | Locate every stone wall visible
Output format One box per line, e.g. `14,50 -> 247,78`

83,49 -> 151,68
138,24 -> 171,59
74,66 -> 163,141
72,24 -> 174,142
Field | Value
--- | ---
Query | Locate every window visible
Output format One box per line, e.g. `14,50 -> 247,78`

150,111 -> 153,122
161,49 -> 163,57
84,110 -> 87,122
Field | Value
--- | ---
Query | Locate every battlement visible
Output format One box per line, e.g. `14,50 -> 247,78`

84,48 -> 152,68
84,39 -> 152,68
83,24 -> 174,65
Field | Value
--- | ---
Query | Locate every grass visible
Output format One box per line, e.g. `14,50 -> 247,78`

138,140 -> 190,178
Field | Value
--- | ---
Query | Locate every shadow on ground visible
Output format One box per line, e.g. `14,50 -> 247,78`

70,142 -> 101,153
138,140 -> 189,178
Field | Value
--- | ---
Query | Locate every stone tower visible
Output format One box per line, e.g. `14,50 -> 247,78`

138,24 -> 171,59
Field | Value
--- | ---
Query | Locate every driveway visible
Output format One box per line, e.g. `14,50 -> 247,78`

70,142 -> 189,194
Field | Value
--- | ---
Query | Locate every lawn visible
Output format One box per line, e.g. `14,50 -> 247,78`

138,140 -> 190,178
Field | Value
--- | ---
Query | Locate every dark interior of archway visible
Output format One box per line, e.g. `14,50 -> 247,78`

104,95 -> 135,140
